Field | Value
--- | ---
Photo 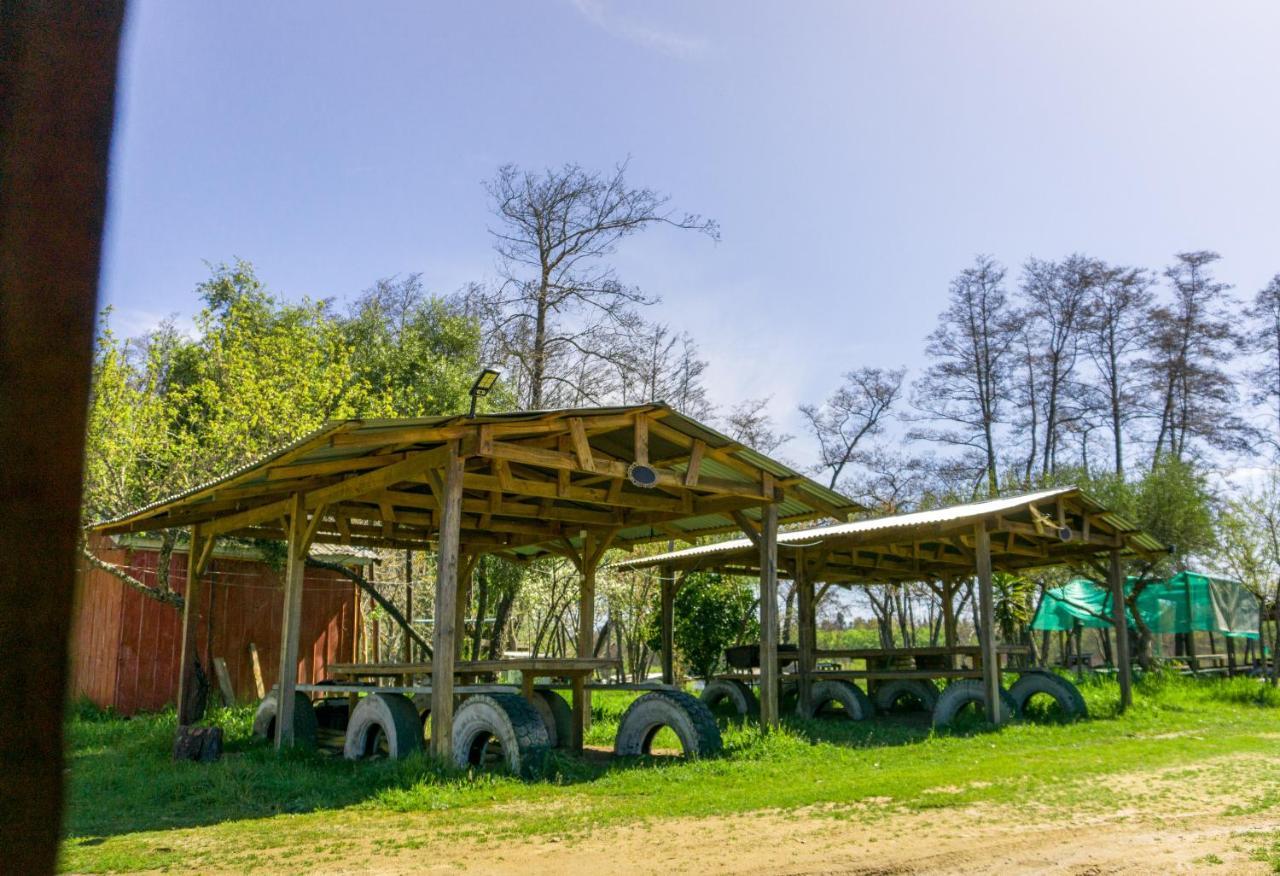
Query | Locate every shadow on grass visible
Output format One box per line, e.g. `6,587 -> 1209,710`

61,676 -> 1151,842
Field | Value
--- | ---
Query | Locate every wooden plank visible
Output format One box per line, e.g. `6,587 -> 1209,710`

975,523 -> 1000,724
758,503 -> 780,728
430,442 -> 464,759
266,453 -> 408,481
202,497 -> 295,538
327,657 -> 619,677
248,642 -> 266,699
212,657 -> 236,706
731,510 -> 761,548
305,444 -> 455,510
633,414 -> 649,465
683,440 -> 705,487
568,417 -> 594,471
793,669 -> 983,680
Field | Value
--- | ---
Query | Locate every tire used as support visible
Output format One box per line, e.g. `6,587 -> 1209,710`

252,690 -> 318,749
452,693 -> 551,778
528,689 -> 572,748
931,679 -> 1019,729
873,679 -> 939,714
343,692 -> 424,760
797,679 -> 873,721
1008,672 -> 1087,719
700,678 -> 758,718
615,690 -> 722,759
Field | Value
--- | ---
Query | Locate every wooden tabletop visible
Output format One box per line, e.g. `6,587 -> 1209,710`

815,644 -> 1031,659
327,657 -> 620,678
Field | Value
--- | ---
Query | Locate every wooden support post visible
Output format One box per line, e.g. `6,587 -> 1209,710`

403,548 -> 414,663
660,564 -> 675,685
176,524 -> 213,725
758,503 -> 780,729
430,443 -> 464,760
275,493 -> 310,748
796,551 -> 815,719
577,532 -> 602,732
974,523 -> 1000,724
1109,548 -> 1132,711
941,576 -> 958,653
570,674 -> 586,753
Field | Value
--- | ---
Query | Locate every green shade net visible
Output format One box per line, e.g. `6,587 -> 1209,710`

1031,571 -> 1260,640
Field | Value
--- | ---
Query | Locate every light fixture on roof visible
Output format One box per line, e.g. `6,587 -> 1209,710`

467,368 -> 501,418
627,461 -> 659,489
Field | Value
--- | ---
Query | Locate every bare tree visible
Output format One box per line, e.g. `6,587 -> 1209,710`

800,366 -> 905,489
614,319 -> 712,418
845,445 -> 932,513
1017,255 -> 1097,477
473,161 -> 717,409
912,255 -> 1016,495
1080,264 -> 1154,476
1245,274 -> 1280,456
723,396 -> 792,455
1143,251 -> 1247,461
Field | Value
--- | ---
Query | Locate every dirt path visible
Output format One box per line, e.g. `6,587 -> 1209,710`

359,803 -> 1268,876
69,754 -> 1280,874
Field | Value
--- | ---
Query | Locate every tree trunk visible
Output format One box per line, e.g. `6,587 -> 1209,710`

488,589 -> 516,660
470,564 -> 488,661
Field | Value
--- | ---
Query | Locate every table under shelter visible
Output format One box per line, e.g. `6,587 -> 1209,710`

92,403 -> 861,761
614,486 -> 1166,723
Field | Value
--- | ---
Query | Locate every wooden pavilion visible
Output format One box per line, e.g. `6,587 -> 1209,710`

612,486 -> 1166,721
93,403 -> 862,755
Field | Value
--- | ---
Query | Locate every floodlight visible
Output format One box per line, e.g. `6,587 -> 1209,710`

468,368 -> 501,417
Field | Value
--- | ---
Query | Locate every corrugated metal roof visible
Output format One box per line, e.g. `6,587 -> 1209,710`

611,486 -> 1165,570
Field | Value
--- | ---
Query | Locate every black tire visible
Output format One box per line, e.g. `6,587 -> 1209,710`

343,693 -> 423,760
529,689 -> 572,748
700,679 -> 758,718
931,680 -> 1019,728
452,693 -> 551,778
251,690 -> 318,749
798,679 -> 874,721
873,679 -> 939,714
1009,672 -> 1087,719
614,690 -> 722,759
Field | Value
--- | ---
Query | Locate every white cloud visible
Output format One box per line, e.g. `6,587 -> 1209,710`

568,0 -> 708,58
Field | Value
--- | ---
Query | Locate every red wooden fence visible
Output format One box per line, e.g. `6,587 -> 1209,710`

71,537 -> 360,715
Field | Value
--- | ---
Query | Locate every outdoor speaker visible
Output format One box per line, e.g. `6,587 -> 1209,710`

627,462 -> 659,488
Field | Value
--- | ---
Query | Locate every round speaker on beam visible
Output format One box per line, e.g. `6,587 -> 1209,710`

627,462 -> 659,489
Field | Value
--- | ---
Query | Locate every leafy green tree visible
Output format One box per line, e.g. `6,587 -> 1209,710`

648,572 -> 759,680
344,274 -> 495,418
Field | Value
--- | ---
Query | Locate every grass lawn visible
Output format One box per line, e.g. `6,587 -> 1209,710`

60,673 -> 1280,873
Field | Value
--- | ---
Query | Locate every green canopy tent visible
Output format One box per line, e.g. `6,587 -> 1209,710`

1032,571 -> 1260,641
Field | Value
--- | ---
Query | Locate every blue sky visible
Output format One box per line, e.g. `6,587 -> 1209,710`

102,1 -> 1280,457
